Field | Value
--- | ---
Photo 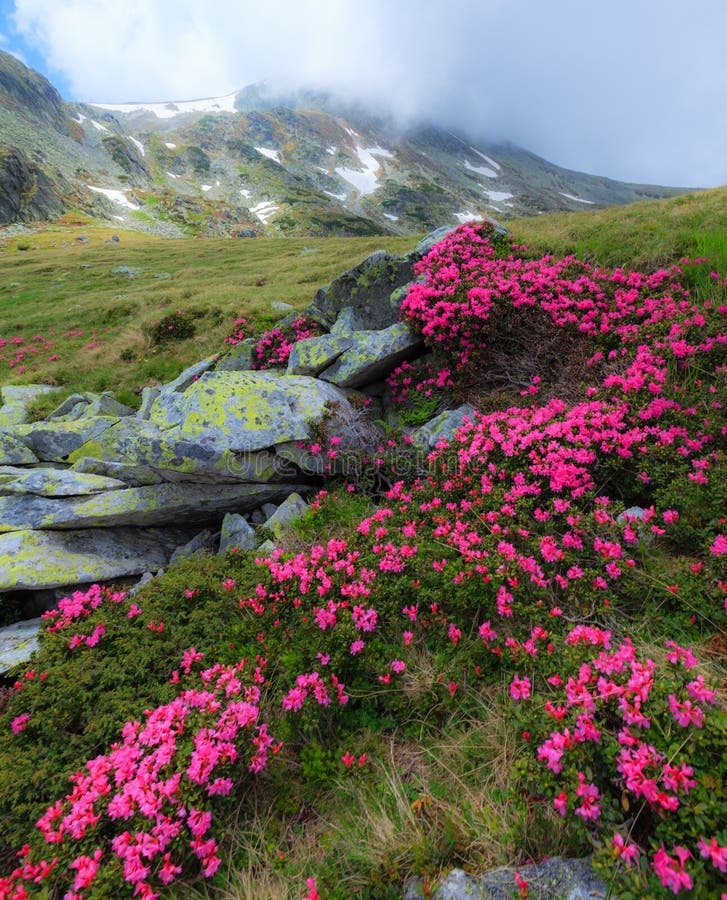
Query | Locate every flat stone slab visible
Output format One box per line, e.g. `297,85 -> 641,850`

0,465 -> 127,497
318,322 -> 423,389
0,481 -> 313,531
0,401 -> 29,427
0,617 -> 42,675
0,526 -> 191,591
1,384 -> 60,404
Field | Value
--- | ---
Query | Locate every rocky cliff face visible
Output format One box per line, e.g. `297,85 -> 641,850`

0,147 -> 65,223
0,51 -> 690,234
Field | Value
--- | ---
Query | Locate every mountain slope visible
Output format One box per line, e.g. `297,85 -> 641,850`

0,52 -> 690,236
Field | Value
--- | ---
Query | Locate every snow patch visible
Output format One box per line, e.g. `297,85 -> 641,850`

201,184 -> 212,192
91,119 -> 109,133
87,186 -> 140,211
383,213 -> 399,222
324,190 -> 347,202
471,147 -> 501,171
73,113 -> 86,124
113,215 -> 124,221
454,211 -> 483,224
464,159 -> 497,179
164,142 -> 177,149
128,136 -> 145,157
559,191 -> 595,204
344,127 -> 358,137
483,190 -> 513,203
89,93 -> 238,120
326,146 -> 337,155
255,146 -> 282,164
240,188 -> 252,199
335,145 -> 393,197
251,201 -> 278,224
167,172 -> 179,180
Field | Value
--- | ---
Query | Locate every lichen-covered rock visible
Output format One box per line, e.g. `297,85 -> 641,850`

286,334 -> 352,377
79,394 -> 134,419
318,322 -> 423,389
169,529 -> 215,564
2,417 -> 119,461
219,513 -> 256,553
1,384 -> 60,404
0,432 -> 39,465
0,465 -> 127,497
160,357 -> 217,394
405,857 -> 605,900
263,491 -> 308,538
0,481 -> 312,531
147,370 -> 356,452
216,338 -> 257,373
0,617 -> 42,675
70,457 -> 164,487
0,400 -> 29,427
413,404 -> 478,449
0,527 -> 190,591
306,250 -> 413,330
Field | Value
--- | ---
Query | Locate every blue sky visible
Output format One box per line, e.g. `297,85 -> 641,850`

2,0 -> 727,189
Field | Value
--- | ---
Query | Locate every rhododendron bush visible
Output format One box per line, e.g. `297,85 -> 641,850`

1,223 -> 725,897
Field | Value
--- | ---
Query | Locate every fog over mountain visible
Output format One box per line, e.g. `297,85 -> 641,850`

3,0 -> 727,189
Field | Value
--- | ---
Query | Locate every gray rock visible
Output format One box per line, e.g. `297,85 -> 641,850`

306,250 -> 413,331
0,400 -> 29,427
263,492 -> 308,538
111,265 -> 140,278
170,530 -> 215,564
0,465 -> 127,497
318,322 -> 423,389
286,334 -> 353,377
1,384 -> 61,405
406,858 -> 605,900
0,617 -> 42,675
216,338 -> 257,372
147,370 -> 357,453
0,432 -> 39,465
70,457 -> 164,487
271,301 -> 295,313
0,481 -> 313,530
2,417 -> 119,461
161,357 -> 217,394
127,571 -> 154,597
219,514 -> 256,554
0,527 -> 191,591
80,394 -> 135,419
261,503 -> 278,518
47,393 -> 89,420
413,404 -> 477,449
137,386 -> 161,419
329,306 -> 362,336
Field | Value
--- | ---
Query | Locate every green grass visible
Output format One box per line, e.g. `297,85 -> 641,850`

0,219 -> 416,402
510,185 -> 727,270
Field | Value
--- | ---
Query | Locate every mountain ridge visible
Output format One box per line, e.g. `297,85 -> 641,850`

0,51 -> 690,236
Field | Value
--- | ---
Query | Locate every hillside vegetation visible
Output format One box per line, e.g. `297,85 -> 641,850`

0,192 -> 725,899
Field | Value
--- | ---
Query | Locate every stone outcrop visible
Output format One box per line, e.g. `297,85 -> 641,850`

0,226 -> 494,642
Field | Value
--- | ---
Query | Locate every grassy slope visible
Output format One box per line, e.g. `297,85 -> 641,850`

0,217 -> 415,405
0,192 -> 725,898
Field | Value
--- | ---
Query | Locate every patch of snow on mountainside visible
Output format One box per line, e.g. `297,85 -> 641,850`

91,119 -> 109,133
165,142 -> 176,149
240,188 -> 252,198
483,190 -> 513,203
251,201 -> 278,223
324,190 -> 347,201
383,213 -> 399,221
255,147 -> 282,164
464,159 -> 497,178
87,186 -> 140,210
559,192 -> 595,204
335,145 -> 393,196
471,148 -> 501,170
89,93 -> 238,119
128,136 -> 145,157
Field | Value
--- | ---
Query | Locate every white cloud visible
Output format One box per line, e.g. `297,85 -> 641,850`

9,0 -> 727,187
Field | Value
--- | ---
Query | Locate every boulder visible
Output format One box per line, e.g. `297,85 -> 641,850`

0,433 -> 39,465
0,617 -> 42,675
216,338 -> 257,372
160,357 -> 217,394
286,334 -> 353,377
2,417 -> 119,461
137,386 -> 161,419
47,393 -> 89,420
70,457 -> 164,487
147,370 -> 357,453
0,527 -> 191,591
405,857 -> 605,900
169,529 -> 215,564
1,384 -> 60,404
306,250 -> 413,330
413,405 -> 478,449
219,513 -> 256,554
0,481 -> 313,531
263,491 -> 308,538
0,401 -> 29,427
0,465 -> 127,497
80,394 -> 134,419
318,322 -> 423,389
